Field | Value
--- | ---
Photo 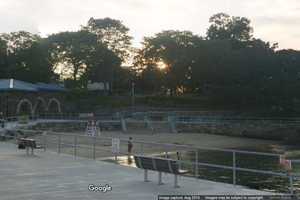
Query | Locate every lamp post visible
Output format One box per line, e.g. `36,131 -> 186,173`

131,81 -> 135,108
6,93 -> 8,119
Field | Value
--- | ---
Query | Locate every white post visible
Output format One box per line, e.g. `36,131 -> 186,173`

121,117 -> 127,132
43,132 -> 47,152
174,175 -> 179,188
74,135 -> 77,158
58,135 -> 61,154
158,172 -> 163,185
195,150 -> 199,178
144,170 -> 149,182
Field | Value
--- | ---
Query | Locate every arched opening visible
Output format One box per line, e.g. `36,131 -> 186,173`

16,99 -> 33,116
33,97 -> 47,115
47,98 -> 61,113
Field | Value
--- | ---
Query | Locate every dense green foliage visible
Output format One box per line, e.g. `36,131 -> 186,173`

0,14 -> 300,111
0,18 -> 131,88
133,14 -> 300,111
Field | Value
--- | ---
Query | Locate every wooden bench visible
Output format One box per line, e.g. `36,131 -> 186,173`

17,138 -> 42,156
134,155 -> 188,188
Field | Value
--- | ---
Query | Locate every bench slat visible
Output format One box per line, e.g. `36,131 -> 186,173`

134,155 -> 185,175
18,138 -> 38,149
139,157 -> 155,170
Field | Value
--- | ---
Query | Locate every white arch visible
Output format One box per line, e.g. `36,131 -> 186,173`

16,98 -> 33,115
33,97 -> 47,114
47,98 -> 61,113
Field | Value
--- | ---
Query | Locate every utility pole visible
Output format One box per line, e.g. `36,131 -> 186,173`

131,81 -> 135,108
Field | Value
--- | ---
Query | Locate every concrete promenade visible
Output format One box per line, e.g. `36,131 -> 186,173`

0,142 -> 273,200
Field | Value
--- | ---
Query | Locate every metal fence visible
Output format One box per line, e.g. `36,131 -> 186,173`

12,130 -> 297,194
4,112 -> 300,129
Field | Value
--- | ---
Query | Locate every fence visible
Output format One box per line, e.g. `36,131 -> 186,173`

13,130 -> 297,194
3,112 -> 300,137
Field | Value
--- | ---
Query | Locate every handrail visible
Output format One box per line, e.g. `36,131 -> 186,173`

4,129 -> 297,194
38,130 -> 281,157
4,112 -> 300,121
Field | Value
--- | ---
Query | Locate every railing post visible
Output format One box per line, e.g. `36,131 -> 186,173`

289,174 -> 294,195
74,135 -> 77,158
114,152 -> 117,161
195,150 -> 199,178
144,170 -> 149,182
43,132 -> 47,152
93,136 -> 96,160
233,151 -> 236,185
121,117 -> 127,132
158,172 -> 163,185
140,143 -> 144,155
58,135 -> 61,154
14,130 -> 17,143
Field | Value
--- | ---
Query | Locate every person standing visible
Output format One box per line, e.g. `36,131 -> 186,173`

176,152 -> 181,160
128,137 -> 133,155
127,137 -> 133,164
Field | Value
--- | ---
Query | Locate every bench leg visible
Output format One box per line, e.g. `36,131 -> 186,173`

158,172 -> 163,185
31,147 -> 34,156
144,170 -> 149,182
26,147 -> 29,156
174,174 -> 180,188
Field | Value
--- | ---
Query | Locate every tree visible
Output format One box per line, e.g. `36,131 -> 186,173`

83,44 -> 121,88
207,13 -> 253,42
137,64 -> 164,94
19,41 -> 56,82
46,30 -> 121,88
0,31 -> 54,82
46,31 -> 99,81
0,31 -> 41,53
84,17 -> 132,61
134,30 -> 201,94
0,38 -> 8,78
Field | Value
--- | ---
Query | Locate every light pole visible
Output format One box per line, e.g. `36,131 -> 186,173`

131,81 -> 135,108
6,93 -> 8,119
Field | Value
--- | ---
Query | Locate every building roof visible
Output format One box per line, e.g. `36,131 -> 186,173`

0,79 -> 66,92
35,82 -> 66,92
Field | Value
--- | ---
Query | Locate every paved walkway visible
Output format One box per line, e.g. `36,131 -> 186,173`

0,142 -> 273,200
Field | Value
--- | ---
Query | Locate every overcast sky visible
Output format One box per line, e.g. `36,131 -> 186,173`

0,0 -> 299,50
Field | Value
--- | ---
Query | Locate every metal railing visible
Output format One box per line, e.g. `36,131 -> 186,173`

3,128 -> 300,194
4,111 -> 300,122
14,130 -> 297,194
2,112 -> 300,136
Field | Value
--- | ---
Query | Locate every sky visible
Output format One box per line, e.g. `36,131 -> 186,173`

0,0 -> 299,50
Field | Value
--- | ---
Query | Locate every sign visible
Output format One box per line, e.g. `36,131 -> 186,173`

111,138 -> 120,154
86,125 -> 99,137
86,120 -> 100,137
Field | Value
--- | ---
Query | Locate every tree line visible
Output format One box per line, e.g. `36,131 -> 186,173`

0,13 -> 300,110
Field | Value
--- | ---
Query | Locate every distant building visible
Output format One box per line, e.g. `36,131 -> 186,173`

87,81 -> 110,91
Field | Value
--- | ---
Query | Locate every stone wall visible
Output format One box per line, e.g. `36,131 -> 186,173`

0,91 -> 64,117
